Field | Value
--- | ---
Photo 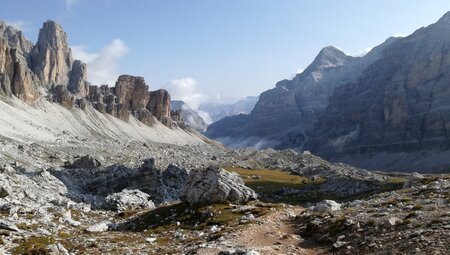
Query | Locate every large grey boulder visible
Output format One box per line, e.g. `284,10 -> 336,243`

180,167 -> 257,204
313,200 -> 341,213
105,189 -> 155,211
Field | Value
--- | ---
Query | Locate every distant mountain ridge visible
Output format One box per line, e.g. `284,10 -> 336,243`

206,12 -> 450,172
206,38 -> 397,149
199,96 -> 259,123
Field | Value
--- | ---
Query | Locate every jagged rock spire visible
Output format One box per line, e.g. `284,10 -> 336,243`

31,20 -> 73,88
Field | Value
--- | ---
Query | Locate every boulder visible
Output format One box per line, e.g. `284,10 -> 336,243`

86,221 -> 110,233
180,167 -> 257,204
313,200 -> 341,213
105,189 -> 155,211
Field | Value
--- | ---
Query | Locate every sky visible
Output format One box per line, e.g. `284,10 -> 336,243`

2,0 -> 450,107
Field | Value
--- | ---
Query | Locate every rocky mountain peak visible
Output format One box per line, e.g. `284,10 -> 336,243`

31,20 -> 73,88
312,45 -> 350,68
0,21 -> 33,54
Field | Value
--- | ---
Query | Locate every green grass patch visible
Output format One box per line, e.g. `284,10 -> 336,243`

226,167 -> 325,193
122,201 -> 272,233
13,236 -> 56,255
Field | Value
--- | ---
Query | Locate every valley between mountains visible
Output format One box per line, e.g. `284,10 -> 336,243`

0,11 -> 449,255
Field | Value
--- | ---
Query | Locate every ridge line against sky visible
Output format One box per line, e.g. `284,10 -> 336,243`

2,0 -> 450,106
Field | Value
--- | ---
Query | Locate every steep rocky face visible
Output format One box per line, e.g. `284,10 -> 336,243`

10,48 -> 41,103
86,84 -> 129,121
148,89 -> 172,125
85,75 -> 174,126
0,38 -> 14,96
306,13 -> 450,171
0,20 -> 177,127
115,75 -> 149,110
68,60 -> 88,97
206,42 -> 395,149
31,20 -> 73,88
0,22 -> 40,102
0,21 -> 33,56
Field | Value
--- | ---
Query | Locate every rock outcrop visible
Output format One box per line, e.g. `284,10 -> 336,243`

66,155 -> 102,169
31,20 -> 73,87
54,158 -> 191,206
84,75 -> 172,126
148,89 -> 172,125
0,22 -> 41,104
0,20 -> 178,127
68,60 -> 88,97
105,189 -> 155,211
115,75 -> 149,110
180,167 -> 257,204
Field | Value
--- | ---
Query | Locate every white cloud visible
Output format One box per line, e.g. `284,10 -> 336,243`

165,78 -> 213,124
197,110 -> 213,124
72,39 -> 129,86
5,20 -> 29,31
164,78 -> 209,110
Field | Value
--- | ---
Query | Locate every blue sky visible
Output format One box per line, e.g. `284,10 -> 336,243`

2,0 -> 450,105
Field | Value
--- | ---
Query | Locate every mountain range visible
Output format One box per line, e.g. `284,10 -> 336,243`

206,12 -> 450,172
199,96 -> 259,123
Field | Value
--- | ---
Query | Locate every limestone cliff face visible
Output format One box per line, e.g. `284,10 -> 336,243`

115,75 -> 149,111
305,13 -> 450,170
0,20 -> 176,127
0,22 -> 40,104
206,42 -> 395,148
68,60 -> 88,97
84,75 -> 173,127
148,89 -> 172,125
0,21 -> 33,56
31,20 -> 73,88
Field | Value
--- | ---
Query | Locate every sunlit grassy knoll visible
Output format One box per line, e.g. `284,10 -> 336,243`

226,167 -> 325,194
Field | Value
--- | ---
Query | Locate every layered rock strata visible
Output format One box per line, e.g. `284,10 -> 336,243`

0,20 -> 175,127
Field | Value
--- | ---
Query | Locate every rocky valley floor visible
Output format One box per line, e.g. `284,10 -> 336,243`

0,116 -> 449,254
